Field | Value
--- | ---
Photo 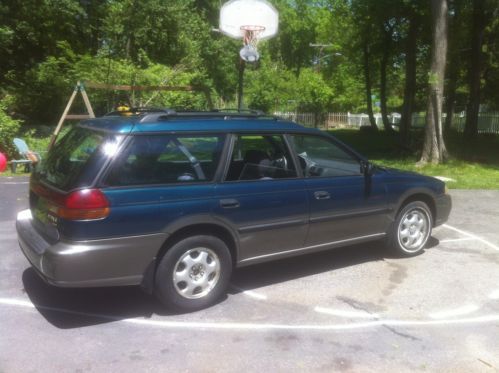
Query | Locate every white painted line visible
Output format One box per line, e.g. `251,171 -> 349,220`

2,297 -> 499,331
17,209 -> 32,221
230,285 -> 267,300
439,238 -> 475,243
443,224 -> 499,251
0,298 -> 36,308
488,290 -> 499,300
429,304 -> 480,319
314,306 -> 378,319
0,182 -> 29,185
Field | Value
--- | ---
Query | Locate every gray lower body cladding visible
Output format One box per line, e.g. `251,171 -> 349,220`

434,194 -> 452,226
16,213 -> 167,287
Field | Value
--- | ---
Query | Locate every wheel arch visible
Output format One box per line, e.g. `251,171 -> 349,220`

396,191 -> 437,225
141,218 -> 239,294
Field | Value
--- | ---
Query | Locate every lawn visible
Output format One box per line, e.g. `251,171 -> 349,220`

330,128 -> 499,189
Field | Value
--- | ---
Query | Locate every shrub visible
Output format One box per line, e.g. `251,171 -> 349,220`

0,96 -> 22,159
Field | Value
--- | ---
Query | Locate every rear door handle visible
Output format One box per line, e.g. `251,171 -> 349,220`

220,199 -> 240,209
314,191 -> 331,200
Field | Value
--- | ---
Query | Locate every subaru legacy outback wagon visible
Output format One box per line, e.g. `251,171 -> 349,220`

17,109 -> 451,311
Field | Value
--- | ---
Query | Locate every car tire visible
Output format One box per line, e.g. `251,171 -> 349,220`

387,201 -> 433,257
154,235 -> 232,312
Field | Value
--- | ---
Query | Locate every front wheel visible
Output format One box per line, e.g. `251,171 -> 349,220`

388,201 -> 433,257
154,235 -> 232,312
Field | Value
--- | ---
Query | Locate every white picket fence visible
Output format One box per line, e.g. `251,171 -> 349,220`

274,111 -> 499,134
274,112 -> 395,129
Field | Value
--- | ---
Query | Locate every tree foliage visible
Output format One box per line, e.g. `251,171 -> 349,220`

0,96 -> 22,158
0,0 -> 497,162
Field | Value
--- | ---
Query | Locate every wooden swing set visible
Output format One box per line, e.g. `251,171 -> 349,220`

49,80 -> 214,148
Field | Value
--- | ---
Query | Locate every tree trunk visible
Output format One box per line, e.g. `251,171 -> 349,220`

400,14 -> 419,146
363,41 -> 378,130
380,24 -> 394,132
463,0 -> 486,140
419,0 -> 448,165
443,1 -> 460,133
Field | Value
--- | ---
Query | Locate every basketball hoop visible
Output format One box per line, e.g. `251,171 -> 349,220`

240,25 -> 264,62
220,0 -> 278,63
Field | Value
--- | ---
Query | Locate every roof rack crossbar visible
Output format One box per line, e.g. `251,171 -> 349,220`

105,108 -> 279,123
140,111 -> 278,123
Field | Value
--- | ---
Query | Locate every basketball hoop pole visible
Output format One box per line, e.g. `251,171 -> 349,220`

219,0 -> 279,111
237,59 -> 246,111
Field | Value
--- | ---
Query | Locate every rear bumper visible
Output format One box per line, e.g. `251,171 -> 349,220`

434,193 -> 452,226
16,209 -> 167,288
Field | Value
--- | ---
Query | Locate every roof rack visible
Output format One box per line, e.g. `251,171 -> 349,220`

104,108 -> 278,123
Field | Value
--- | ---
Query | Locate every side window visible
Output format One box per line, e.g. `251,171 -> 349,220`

105,135 -> 225,186
290,135 -> 362,177
225,134 -> 297,181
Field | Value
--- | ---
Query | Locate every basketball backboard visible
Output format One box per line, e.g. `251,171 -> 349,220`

219,0 -> 278,41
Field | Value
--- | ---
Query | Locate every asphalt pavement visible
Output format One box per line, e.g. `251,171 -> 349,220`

1,176 -> 499,372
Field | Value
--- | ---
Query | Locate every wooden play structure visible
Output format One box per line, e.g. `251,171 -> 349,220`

49,81 -> 214,148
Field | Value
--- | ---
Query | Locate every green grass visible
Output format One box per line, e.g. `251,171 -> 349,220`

371,158 -> 499,189
330,128 -> 499,189
0,168 -> 31,177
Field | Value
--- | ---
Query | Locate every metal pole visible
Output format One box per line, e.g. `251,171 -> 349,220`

309,43 -> 333,72
237,59 -> 245,111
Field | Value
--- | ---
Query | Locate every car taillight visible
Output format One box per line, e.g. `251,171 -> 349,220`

57,189 -> 110,220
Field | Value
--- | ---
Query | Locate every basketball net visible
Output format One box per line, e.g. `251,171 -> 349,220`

241,25 -> 265,48
240,25 -> 265,62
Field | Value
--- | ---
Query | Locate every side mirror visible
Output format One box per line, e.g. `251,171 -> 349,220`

361,161 -> 374,176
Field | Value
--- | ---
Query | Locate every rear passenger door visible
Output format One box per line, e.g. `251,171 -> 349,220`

288,134 -> 389,247
102,134 -> 226,237
213,134 -> 308,263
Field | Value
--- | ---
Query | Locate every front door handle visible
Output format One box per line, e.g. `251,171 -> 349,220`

314,191 -> 331,200
220,198 -> 240,209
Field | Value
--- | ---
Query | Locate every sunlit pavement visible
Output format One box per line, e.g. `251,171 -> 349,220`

1,177 -> 498,372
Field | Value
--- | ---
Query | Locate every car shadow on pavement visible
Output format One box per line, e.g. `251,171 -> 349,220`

229,238 -> 439,294
22,269 -> 170,329
22,238 -> 440,329
230,240 -> 387,293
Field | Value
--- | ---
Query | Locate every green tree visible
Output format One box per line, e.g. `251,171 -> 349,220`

0,96 -> 22,159
420,0 -> 448,164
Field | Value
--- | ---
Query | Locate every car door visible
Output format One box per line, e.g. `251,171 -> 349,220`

213,133 -> 309,264
102,133 -> 226,237
288,133 -> 389,247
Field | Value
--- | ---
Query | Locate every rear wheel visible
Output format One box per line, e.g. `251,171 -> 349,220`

388,201 -> 433,257
155,235 -> 232,312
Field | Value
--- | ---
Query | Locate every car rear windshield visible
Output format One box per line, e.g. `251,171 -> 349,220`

33,126 -> 122,191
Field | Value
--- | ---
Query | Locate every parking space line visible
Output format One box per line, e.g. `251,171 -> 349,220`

2,297 -> 499,331
314,306 -> 379,319
230,284 -> 268,300
442,224 -> 499,251
429,304 -> 480,319
0,182 -> 29,185
438,238 -> 475,244
488,290 -> 499,300
0,298 -> 36,308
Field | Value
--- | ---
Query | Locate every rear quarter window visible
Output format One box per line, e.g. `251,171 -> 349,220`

104,134 -> 226,186
34,126 -> 122,191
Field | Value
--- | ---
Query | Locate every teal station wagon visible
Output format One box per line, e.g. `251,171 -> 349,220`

17,109 -> 451,311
